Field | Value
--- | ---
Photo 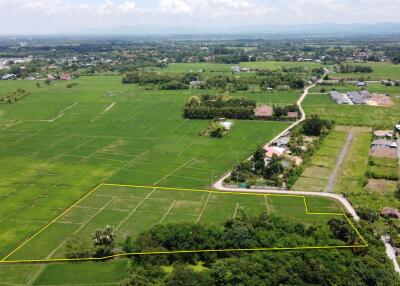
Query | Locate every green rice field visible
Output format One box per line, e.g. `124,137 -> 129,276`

0,75 -> 353,285
3,184 -> 346,262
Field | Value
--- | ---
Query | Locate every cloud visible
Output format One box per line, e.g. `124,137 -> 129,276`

159,0 -> 192,14
0,0 -> 400,34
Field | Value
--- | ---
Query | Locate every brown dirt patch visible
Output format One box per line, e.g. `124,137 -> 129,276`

366,179 -> 397,193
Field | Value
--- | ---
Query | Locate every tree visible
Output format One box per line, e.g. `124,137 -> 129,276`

357,208 -> 379,223
65,236 -> 93,259
302,115 -> 332,136
92,225 -> 116,257
252,146 -> 265,175
165,264 -> 214,286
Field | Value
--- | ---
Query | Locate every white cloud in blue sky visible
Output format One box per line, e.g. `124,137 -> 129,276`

0,0 -> 400,34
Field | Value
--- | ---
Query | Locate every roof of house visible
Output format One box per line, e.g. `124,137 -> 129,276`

263,146 -> 285,158
374,130 -> 393,137
287,112 -> 298,119
372,139 -> 396,147
273,136 -> 290,146
255,105 -> 273,117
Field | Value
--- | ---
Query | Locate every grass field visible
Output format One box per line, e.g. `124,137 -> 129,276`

304,84 -> 400,128
331,62 -> 400,80
2,184 -> 349,263
292,131 -> 349,192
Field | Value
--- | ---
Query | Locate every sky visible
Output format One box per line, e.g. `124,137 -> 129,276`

1,0 -> 400,34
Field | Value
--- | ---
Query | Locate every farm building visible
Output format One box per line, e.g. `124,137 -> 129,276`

219,121 -> 233,131
371,139 -> 397,149
263,146 -> 285,160
1,73 -> 16,80
231,66 -> 241,73
381,207 -> 400,219
272,136 -> 290,148
255,105 -> 273,119
347,91 -> 367,105
60,73 -> 71,80
374,130 -> 393,139
287,111 -> 299,120
329,91 -> 349,104
356,81 -> 367,87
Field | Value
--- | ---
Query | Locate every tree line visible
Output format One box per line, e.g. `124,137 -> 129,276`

120,211 -> 400,286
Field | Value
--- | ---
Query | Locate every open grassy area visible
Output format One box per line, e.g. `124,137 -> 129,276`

304,83 -> 400,128
330,129 -> 399,213
145,61 -> 323,74
292,130 -> 348,192
330,62 -> 400,80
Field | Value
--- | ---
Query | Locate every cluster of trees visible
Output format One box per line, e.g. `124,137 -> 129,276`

122,71 -> 196,90
200,121 -> 226,138
121,212 -> 400,286
339,64 -> 373,73
226,116 -> 333,188
0,89 -> 28,104
302,115 -> 333,136
125,212 -> 351,263
184,94 -> 256,120
258,71 -> 305,90
65,225 -> 116,258
272,104 -> 299,120
227,147 -> 290,187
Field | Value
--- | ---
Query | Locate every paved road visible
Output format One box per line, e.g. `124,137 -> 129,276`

382,236 -> 400,274
324,132 -> 353,193
213,183 -> 360,220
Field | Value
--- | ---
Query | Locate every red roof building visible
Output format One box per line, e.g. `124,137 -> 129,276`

255,105 -> 273,118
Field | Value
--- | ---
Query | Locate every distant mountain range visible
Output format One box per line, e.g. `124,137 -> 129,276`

83,23 -> 400,35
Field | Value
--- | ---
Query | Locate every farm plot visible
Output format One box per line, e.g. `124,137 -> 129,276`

303,87 -> 400,128
329,130 -> 399,212
292,131 -> 348,192
144,61 -> 323,74
330,62 -> 400,80
1,184 -> 360,263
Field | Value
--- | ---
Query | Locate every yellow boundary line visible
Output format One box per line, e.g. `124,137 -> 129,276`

0,183 -> 368,264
